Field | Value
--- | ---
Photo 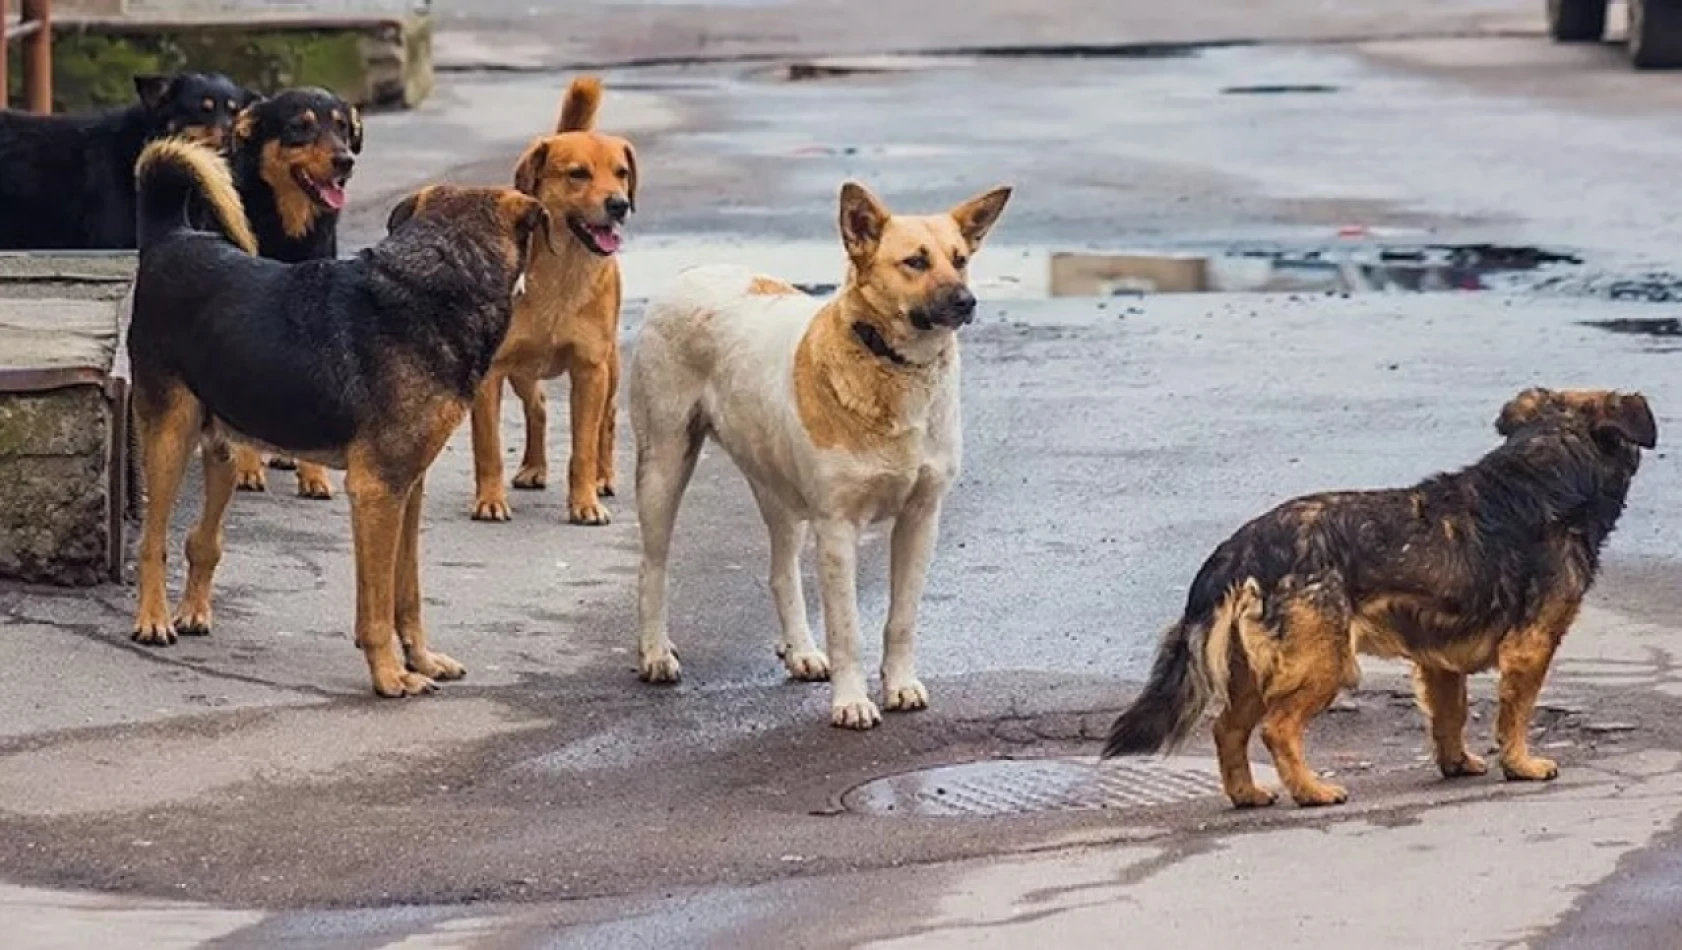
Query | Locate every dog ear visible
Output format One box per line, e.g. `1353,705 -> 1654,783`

838,182 -> 890,263
527,201 -> 558,255
514,142 -> 548,197
623,142 -> 638,213
386,188 -> 427,234
949,185 -> 1013,250
134,75 -> 174,112
347,105 -> 365,155
232,106 -> 258,147
239,87 -> 264,110
1495,387 -> 1552,437
1596,393 -> 1658,449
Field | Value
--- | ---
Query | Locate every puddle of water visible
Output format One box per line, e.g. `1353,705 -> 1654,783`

1221,83 -> 1341,95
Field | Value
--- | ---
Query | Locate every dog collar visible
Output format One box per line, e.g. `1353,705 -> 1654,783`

851,321 -> 917,369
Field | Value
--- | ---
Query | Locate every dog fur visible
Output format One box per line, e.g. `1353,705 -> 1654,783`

1103,388 -> 1657,807
470,76 -> 634,526
126,138 -> 549,697
221,88 -> 366,500
629,181 -> 1011,728
0,72 -> 253,250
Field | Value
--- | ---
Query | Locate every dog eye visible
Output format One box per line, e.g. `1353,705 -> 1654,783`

952,252 -> 969,269
201,98 -> 216,113
567,167 -> 592,182
902,252 -> 931,272
614,167 -> 630,180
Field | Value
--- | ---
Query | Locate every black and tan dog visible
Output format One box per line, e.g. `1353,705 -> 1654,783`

1104,388 -> 1656,807
0,72 -> 254,249
127,138 -> 550,697
219,87 -> 365,500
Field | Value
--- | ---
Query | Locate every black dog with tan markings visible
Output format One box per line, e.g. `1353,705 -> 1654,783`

127,138 -> 552,697
1104,388 -> 1656,807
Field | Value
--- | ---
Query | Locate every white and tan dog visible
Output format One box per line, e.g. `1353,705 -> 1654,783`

628,181 -> 1011,728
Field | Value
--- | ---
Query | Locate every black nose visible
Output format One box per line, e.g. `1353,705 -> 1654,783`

949,286 -> 977,323
604,195 -> 631,221
332,153 -> 355,176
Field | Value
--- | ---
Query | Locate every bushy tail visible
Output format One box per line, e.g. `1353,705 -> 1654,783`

134,138 -> 256,254
557,76 -> 603,132
1102,578 -> 1261,758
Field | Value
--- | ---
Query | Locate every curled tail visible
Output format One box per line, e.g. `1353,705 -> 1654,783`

557,76 -> 603,132
1102,577 -> 1262,758
134,138 -> 256,254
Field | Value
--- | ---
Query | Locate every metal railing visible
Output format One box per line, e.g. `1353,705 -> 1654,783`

0,0 -> 51,113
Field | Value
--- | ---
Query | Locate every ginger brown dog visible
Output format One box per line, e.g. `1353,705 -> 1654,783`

127,138 -> 549,697
1103,388 -> 1656,806
470,76 -> 634,526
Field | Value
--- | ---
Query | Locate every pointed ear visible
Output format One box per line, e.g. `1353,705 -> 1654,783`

623,142 -> 638,212
514,142 -> 548,197
949,185 -> 1012,250
838,182 -> 890,262
134,75 -> 173,112
347,105 -> 365,154
1496,387 -> 1552,437
1596,392 -> 1658,449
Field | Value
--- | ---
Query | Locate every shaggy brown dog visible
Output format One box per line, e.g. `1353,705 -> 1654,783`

1104,388 -> 1656,807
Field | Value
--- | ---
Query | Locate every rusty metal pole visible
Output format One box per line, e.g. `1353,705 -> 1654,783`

21,0 -> 49,113
0,0 -> 11,111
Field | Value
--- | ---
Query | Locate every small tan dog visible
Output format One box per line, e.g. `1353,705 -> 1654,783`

470,76 -> 633,525
629,181 -> 1011,728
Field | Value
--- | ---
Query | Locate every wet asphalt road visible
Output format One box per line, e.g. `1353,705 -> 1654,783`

8,29 -> 1682,947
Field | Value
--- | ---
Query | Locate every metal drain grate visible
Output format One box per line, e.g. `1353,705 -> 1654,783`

842,756 -> 1275,817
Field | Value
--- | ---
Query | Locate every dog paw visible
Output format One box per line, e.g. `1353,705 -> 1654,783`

639,646 -> 683,684
472,497 -> 513,522
1289,780 -> 1349,807
131,617 -> 178,646
296,472 -> 334,500
1439,752 -> 1489,779
883,679 -> 930,712
512,465 -> 547,490
234,468 -> 268,492
266,456 -> 298,471
173,604 -> 213,637
1501,755 -> 1559,782
831,697 -> 883,730
371,669 -> 438,698
569,500 -> 611,526
1227,785 -> 1279,809
780,649 -> 831,682
407,649 -> 466,681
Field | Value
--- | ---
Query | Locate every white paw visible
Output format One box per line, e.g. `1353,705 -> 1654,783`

883,679 -> 929,712
638,645 -> 682,684
831,696 -> 882,730
781,649 -> 831,682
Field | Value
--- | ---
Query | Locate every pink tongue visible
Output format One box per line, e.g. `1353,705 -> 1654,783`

318,182 -> 347,211
590,225 -> 622,254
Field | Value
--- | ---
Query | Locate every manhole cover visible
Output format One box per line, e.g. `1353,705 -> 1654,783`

842,756 -> 1276,817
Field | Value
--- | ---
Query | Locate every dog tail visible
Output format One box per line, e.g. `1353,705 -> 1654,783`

557,76 -> 603,133
135,138 -> 257,255
1103,572 -> 1262,758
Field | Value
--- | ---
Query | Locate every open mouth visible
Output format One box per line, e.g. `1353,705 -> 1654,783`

567,215 -> 623,256
292,167 -> 349,212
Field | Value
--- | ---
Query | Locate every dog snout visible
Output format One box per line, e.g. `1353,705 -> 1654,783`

604,194 -> 631,222
331,151 -> 356,177
945,286 -> 977,325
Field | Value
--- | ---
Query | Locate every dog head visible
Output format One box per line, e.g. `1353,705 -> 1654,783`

232,87 -> 362,236
386,185 -> 554,302
134,72 -> 258,150
837,181 -> 1012,341
512,76 -> 636,258
1496,388 -> 1658,452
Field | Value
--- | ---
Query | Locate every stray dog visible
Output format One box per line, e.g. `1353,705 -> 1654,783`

127,138 -> 549,697
630,181 -> 1011,728
220,87 -> 365,500
0,72 -> 253,250
471,76 -> 633,525
1103,388 -> 1656,807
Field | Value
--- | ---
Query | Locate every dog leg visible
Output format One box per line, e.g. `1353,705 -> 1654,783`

132,385 -> 202,646
1256,600 -> 1352,806
294,462 -> 335,500
1214,659 -> 1277,808
347,464 -> 434,697
173,435 -> 237,637
395,476 -> 465,683
566,362 -> 613,526
1414,665 -> 1487,778
509,374 -> 548,491
596,348 -> 620,499
470,372 -> 513,521
753,489 -> 826,681
634,425 -> 703,684
1497,625 -> 1565,781
881,495 -> 942,713
816,518 -> 879,729
232,444 -> 268,492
